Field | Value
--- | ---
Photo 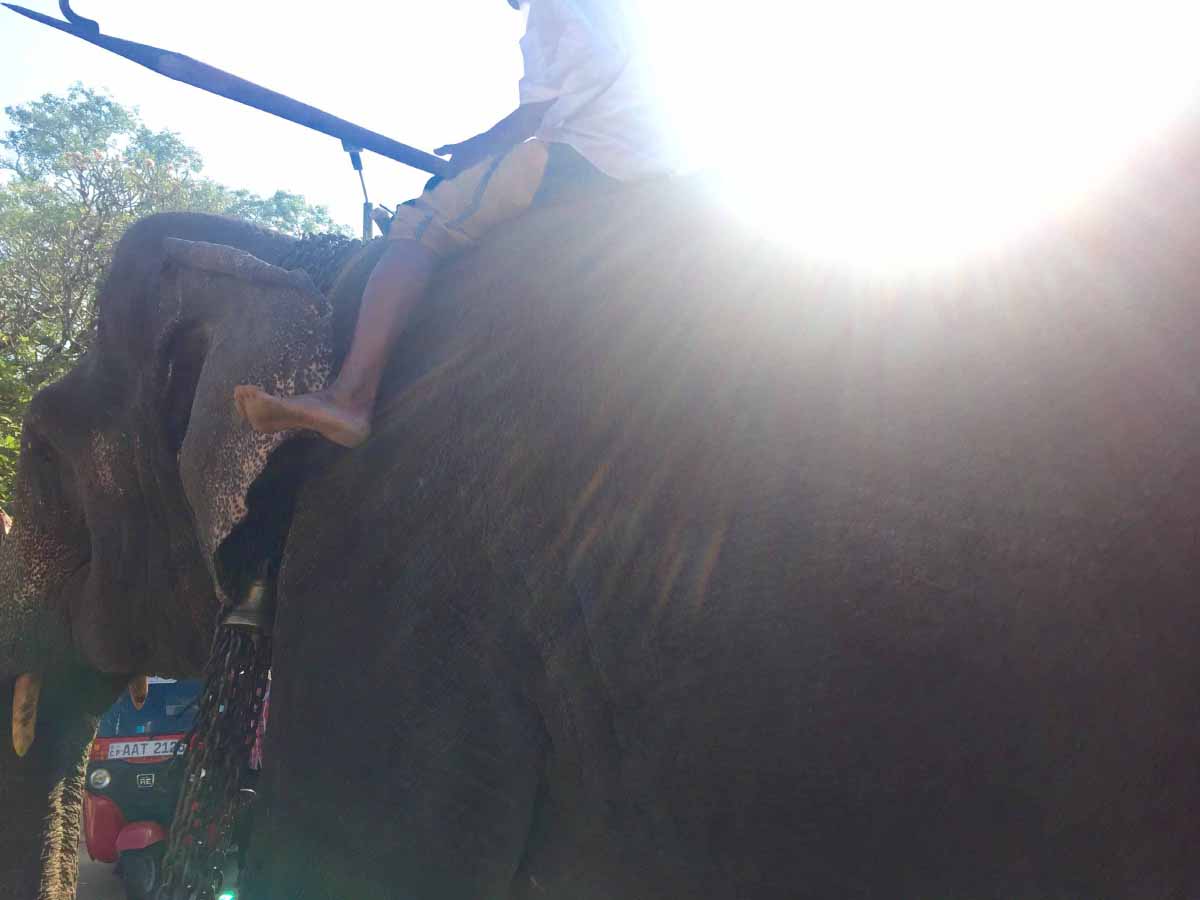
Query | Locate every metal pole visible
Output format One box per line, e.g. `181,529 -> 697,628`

362,202 -> 374,244
5,3 -> 448,177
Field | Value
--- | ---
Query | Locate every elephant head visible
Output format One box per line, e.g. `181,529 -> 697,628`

0,212 -> 340,899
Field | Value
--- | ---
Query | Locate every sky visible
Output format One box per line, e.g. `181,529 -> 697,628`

0,0 -> 527,230
3,1 -> 1200,269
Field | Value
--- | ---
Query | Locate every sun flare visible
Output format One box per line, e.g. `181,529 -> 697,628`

641,0 -> 1200,271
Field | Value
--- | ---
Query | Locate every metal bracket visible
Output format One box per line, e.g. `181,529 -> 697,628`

342,140 -> 375,242
58,0 -> 98,34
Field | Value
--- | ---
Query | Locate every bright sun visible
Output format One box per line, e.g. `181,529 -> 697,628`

640,0 -> 1200,271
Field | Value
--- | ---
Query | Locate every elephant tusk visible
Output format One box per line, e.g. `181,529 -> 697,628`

12,673 -> 42,758
128,675 -> 149,710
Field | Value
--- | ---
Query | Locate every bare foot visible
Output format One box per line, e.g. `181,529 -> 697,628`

233,385 -> 371,448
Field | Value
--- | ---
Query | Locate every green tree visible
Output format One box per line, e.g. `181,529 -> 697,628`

0,85 -> 350,507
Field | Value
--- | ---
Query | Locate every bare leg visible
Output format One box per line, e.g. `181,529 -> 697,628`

235,240 -> 436,447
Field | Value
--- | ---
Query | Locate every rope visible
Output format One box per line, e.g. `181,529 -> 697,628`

276,232 -> 364,295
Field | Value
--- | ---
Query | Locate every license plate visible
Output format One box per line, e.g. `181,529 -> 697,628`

106,739 -> 183,760
136,773 -> 156,789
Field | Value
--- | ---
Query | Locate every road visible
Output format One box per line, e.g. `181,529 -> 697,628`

77,844 -> 126,900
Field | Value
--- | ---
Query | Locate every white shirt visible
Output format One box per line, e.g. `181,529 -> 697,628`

519,0 -> 678,181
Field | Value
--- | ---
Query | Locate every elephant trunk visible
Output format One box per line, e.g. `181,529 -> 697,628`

0,682 -> 95,900
0,523 -> 111,898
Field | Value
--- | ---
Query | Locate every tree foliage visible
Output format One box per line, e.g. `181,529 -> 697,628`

0,85 -> 349,507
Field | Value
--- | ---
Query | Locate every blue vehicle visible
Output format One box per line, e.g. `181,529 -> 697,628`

83,678 -> 200,899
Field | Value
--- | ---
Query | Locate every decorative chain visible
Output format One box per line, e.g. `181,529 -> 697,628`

158,627 -> 271,900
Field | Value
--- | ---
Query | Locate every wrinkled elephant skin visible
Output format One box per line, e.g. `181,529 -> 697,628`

5,121 -> 1200,899
0,215 -> 300,898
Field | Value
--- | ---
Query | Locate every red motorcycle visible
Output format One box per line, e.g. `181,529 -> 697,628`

82,678 -> 200,900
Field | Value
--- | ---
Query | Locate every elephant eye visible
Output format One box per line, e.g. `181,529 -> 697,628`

21,430 -> 81,524
25,434 -> 54,466
22,439 -> 59,510
22,432 -> 58,486
17,399 -> 92,557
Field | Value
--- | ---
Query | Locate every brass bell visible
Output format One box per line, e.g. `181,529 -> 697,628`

222,569 -> 276,633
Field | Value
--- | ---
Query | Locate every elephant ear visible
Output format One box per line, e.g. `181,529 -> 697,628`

158,237 -> 333,603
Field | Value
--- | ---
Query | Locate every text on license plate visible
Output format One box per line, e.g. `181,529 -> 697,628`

106,739 -> 184,759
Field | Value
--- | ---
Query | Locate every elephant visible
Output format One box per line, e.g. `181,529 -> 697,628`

3,126 -> 1200,899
